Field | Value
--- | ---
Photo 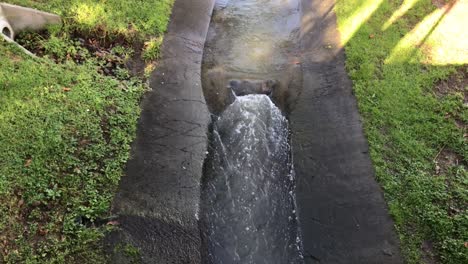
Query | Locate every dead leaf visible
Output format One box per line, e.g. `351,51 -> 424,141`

25,159 -> 32,167
291,58 -> 301,65
79,139 -> 90,146
369,34 -> 375,39
38,228 -> 48,236
107,220 -> 119,226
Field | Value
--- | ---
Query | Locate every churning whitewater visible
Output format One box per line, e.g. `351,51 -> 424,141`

201,95 -> 303,264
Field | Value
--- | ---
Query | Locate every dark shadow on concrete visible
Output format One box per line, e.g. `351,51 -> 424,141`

291,0 -> 405,263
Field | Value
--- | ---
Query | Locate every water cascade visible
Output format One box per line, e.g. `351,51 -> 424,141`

201,94 -> 303,264
200,0 -> 303,262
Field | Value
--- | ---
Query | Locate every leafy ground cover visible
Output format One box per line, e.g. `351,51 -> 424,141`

335,0 -> 467,263
6,0 -> 173,38
0,0 -> 174,263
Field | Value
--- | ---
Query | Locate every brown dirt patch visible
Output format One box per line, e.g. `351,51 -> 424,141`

421,240 -> 439,264
432,0 -> 445,8
434,66 -> 467,131
434,147 -> 466,176
432,0 -> 454,9
434,66 -> 467,102
14,30 -> 146,80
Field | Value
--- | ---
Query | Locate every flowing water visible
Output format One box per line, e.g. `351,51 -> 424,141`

204,0 -> 301,75
201,95 -> 303,264
201,0 -> 303,263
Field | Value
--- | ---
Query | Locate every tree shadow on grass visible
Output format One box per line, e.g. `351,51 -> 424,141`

337,0 -> 467,263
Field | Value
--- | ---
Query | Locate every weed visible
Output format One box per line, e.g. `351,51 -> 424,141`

142,37 -> 163,62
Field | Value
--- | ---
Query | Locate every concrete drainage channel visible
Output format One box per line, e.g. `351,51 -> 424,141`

199,0 -> 303,263
107,0 -> 404,263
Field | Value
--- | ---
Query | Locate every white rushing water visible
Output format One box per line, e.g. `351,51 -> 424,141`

201,95 -> 303,264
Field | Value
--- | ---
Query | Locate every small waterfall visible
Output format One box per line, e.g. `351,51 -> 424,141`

201,95 -> 303,264
215,0 -> 229,10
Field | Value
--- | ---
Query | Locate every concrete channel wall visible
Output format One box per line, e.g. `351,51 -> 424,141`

292,0 -> 403,263
106,0 -> 215,263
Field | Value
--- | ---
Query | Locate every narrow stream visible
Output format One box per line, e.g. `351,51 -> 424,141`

201,95 -> 303,263
200,0 -> 303,263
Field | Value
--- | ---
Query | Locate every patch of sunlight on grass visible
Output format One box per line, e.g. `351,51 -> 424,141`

71,2 -> 106,27
382,0 -> 419,30
338,0 -> 384,45
335,0 -> 467,263
387,0 -> 468,65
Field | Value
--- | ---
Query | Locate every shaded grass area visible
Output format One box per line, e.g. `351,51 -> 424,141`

335,0 -> 467,263
0,0 -> 174,263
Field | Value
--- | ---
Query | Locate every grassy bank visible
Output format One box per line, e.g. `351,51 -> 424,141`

0,0 -> 173,263
6,0 -> 173,38
335,0 -> 467,263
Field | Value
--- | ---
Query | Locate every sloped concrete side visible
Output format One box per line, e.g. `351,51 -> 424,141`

105,0 -> 215,263
292,0 -> 403,263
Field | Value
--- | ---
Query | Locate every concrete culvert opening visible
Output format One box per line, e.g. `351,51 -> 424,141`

228,79 -> 277,97
2,26 -> 12,38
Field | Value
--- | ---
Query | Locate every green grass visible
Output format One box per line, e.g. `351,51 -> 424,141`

335,0 -> 467,263
0,0 -> 174,263
142,37 -> 164,62
5,0 -> 174,40
0,41 -> 144,263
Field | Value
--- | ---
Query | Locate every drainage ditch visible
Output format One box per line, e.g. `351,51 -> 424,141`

200,0 -> 304,263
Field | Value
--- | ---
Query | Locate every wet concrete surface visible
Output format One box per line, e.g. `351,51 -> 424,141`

292,0 -> 403,263
105,0 -> 215,263
202,0 -> 403,263
202,0 -> 302,115
106,0 -> 404,263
